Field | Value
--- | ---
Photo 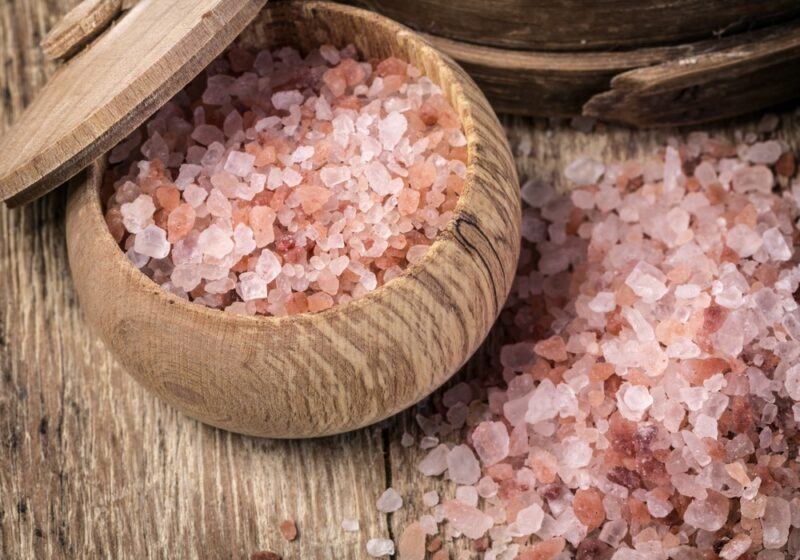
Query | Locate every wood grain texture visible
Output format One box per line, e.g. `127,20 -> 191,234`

1,5 -> 391,558
0,0 -> 266,207
346,0 -> 800,52
584,21 -> 800,127
66,1 -> 520,439
40,0 -> 123,60
425,23 -> 800,125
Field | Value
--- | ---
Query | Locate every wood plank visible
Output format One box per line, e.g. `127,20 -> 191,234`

41,0 -> 123,60
0,2 -> 390,558
347,0 -> 800,52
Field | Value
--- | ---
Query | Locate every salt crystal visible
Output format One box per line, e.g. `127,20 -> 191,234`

762,227 -> 792,261
341,518 -> 360,532
625,261 -> 668,303
564,157 -> 605,186
236,272 -> 267,301
442,500 -> 493,539
376,487 -> 403,513
379,111 -> 408,151
447,445 -> 481,485
121,194 -> 156,234
588,292 -> 616,313
745,141 -> 782,165
366,538 -> 395,557
397,522 -> 425,560
471,421 -> 509,466
271,89 -> 304,111
223,151 -> 255,177
422,491 -> 439,508
133,225 -> 170,259
508,503 -> 544,536
418,444 -> 449,476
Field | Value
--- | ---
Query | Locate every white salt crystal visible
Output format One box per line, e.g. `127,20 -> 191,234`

121,194 -> 156,234
183,184 -> 208,207
418,514 -> 438,535
282,167 -> 303,187
455,485 -> 478,507
400,432 -> 414,447
621,307 -> 654,342
507,503 -> 544,536
622,384 -> 653,412
134,225 -> 170,259
625,261 -> 668,303
561,436 -> 592,468
320,165 -> 352,187
785,364 -> 800,400
447,445 -> 481,485
291,145 -> 315,163
341,518 -> 360,532
762,227 -> 792,261
366,538 -> 395,557
271,89 -> 304,111
376,488 -> 403,513
378,111 -> 408,151
364,161 -> 393,196
693,413 -> 718,438
198,225 -> 233,259
255,249 -> 282,283
684,493 -> 729,532
726,224 -> 762,257
564,157 -> 605,186
236,272 -> 267,301
588,291 -> 616,313
422,491 -> 439,507
763,496 -> 791,548
418,444 -> 449,476
675,284 -> 701,299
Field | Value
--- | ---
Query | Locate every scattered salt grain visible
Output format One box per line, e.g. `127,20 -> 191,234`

366,538 -> 395,558
376,488 -> 403,513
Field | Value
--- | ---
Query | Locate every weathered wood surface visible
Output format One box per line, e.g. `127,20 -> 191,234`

3,1 -> 800,559
426,22 -> 800,124
347,0 -> 800,52
40,0 -> 124,60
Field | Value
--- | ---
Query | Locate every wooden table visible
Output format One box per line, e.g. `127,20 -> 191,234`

2,1 -> 799,558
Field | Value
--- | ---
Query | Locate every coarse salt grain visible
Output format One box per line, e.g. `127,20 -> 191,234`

105,43 -> 465,317
393,129 -> 800,559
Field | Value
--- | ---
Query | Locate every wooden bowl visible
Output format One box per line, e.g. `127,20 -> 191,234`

64,1 -> 520,438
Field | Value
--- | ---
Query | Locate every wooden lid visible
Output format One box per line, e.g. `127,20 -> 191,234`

0,0 -> 266,207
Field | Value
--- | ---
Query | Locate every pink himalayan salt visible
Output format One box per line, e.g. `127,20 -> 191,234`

105,43 -> 465,317
397,522 -> 425,560
441,500 -> 493,539
470,421 -> 509,466
401,130 -> 800,558
376,487 -> 403,513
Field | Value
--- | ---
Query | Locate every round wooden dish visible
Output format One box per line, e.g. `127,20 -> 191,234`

64,1 -> 520,438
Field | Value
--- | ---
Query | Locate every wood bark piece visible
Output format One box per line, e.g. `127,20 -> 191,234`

347,0 -> 800,51
65,1 -> 520,438
584,21 -> 800,127
0,0 -> 266,208
40,0 -> 124,60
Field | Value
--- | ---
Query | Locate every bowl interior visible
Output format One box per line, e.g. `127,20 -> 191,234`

99,0 -> 478,323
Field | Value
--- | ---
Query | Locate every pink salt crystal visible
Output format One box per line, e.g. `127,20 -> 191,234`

418,444 -> 449,476
442,500 -> 493,539
376,488 -> 403,513
191,124 -> 224,146
406,245 -> 429,265
684,492 -> 729,532
533,335 -> 567,362
762,227 -> 792,261
447,445 -> 481,485
762,497 -> 791,548
508,503 -> 544,536
379,111 -> 408,150
471,421 -> 509,466
732,164 -> 773,193
719,534 -> 752,559
726,224 -> 762,257
397,522 -> 425,560
745,141 -> 782,165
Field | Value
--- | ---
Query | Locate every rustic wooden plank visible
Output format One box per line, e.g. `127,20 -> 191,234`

41,0 -> 123,60
0,1 -> 391,558
347,0 -> 800,52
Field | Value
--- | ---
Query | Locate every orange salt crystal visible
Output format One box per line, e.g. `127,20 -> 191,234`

338,58 -> 366,87
398,189 -> 421,215
573,488 -> 605,530
250,206 -> 276,247
376,56 -> 407,77
517,537 -> 565,560
397,522 -> 425,560
284,293 -> 308,315
166,203 -> 196,242
321,66 -> 346,97
154,185 -> 181,212
533,335 -> 567,362
307,292 -> 334,312
589,362 -> 615,382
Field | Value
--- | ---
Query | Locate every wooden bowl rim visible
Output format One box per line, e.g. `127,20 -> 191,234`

87,0 -> 484,328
